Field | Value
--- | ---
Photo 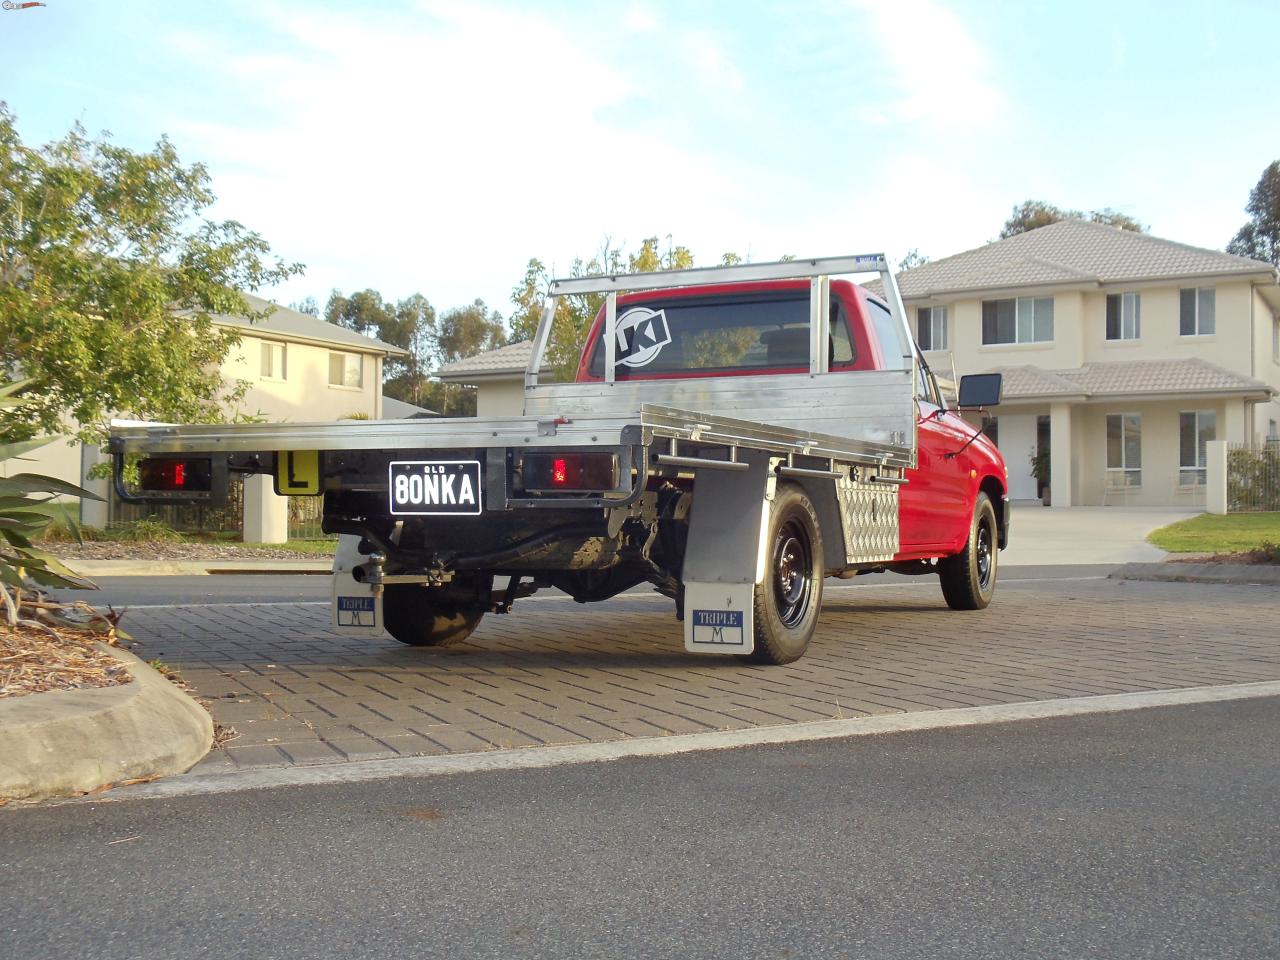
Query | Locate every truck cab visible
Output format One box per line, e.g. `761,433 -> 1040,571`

571,278 -> 1009,563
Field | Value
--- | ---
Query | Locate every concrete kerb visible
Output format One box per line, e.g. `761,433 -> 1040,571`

0,643 -> 213,803
1111,562 -> 1280,586
68,558 -> 333,577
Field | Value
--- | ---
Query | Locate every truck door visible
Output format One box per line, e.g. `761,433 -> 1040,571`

901,364 -> 969,550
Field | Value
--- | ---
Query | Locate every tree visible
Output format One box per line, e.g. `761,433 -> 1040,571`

437,298 -> 505,364
383,293 -> 438,405
999,200 -> 1146,239
508,236 -> 705,380
0,104 -> 301,445
324,288 -> 395,338
898,249 -> 930,271
1226,161 -> 1280,266
290,296 -> 319,317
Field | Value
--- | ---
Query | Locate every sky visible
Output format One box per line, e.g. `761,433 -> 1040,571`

2,0 -> 1278,324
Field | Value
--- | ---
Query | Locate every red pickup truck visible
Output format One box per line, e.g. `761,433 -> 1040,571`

112,255 -> 1010,665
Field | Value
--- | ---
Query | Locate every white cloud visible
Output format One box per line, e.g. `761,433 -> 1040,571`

623,3 -> 659,33
849,0 -> 1005,130
163,2 -> 763,314
676,29 -> 746,96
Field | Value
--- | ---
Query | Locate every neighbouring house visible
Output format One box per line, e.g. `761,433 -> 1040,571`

436,340 -> 549,416
867,220 -> 1280,507
213,294 -> 408,423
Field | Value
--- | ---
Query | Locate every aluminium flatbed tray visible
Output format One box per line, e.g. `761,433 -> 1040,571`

109,402 -> 911,469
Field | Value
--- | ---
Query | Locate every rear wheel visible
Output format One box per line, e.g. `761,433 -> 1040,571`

749,485 -> 823,665
938,492 -> 998,610
382,583 -> 485,647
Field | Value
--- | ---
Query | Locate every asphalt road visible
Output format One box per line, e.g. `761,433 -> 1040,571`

56,563 -> 1119,607
4,697 -> 1276,960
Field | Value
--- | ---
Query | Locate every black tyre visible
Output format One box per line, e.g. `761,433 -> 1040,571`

938,492 -> 998,611
382,583 -> 485,647
749,485 -> 823,665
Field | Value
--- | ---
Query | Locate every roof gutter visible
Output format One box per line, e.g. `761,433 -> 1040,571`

209,318 -> 410,358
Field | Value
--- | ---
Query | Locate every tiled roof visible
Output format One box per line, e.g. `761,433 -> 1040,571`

437,340 -> 548,379
992,365 -> 1085,398
993,358 -> 1273,401
866,220 -> 1277,299
206,294 -> 409,356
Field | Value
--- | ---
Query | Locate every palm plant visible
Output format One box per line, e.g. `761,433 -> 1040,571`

0,380 -> 109,632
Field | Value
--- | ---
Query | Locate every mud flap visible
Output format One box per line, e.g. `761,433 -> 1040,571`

330,534 -> 387,638
681,454 -> 772,656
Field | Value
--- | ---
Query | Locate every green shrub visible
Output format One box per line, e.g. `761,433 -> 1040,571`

1227,446 -> 1280,512
117,518 -> 186,543
38,515 -> 107,543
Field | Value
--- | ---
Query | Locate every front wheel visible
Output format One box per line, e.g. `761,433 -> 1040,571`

382,583 -> 485,647
749,484 -> 824,665
938,492 -> 998,610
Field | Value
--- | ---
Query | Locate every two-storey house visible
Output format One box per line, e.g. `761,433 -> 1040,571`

874,220 -> 1280,507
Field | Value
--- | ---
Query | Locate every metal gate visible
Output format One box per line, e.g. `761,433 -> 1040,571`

1227,442 -> 1280,512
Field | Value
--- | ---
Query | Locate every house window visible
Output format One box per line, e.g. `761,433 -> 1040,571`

981,297 -> 1054,345
1178,410 -> 1216,486
917,306 -> 948,351
1105,293 -> 1141,340
260,341 -> 286,380
1106,413 -> 1142,487
1179,287 -> 1215,336
328,351 -> 363,388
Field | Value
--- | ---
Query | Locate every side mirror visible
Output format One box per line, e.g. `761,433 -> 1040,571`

957,373 -> 1002,409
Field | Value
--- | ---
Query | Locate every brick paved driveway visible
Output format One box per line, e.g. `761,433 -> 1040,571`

127,576 -> 1280,775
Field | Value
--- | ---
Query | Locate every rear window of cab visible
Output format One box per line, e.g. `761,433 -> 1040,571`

585,292 -> 858,379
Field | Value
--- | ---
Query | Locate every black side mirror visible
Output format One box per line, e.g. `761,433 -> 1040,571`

958,373 -> 1002,409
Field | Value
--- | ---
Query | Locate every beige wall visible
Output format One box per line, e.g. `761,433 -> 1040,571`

0,434 -> 82,493
474,377 -> 525,417
1072,399 -> 1229,507
922,279 -> 1266,379
224,334 -> 384,422
990,399 -> 1246,507
1252,288 -> 1280,441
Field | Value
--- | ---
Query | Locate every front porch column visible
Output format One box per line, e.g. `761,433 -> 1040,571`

243,474 -> 289,543
1049,402 -> 1073,507
1206,440 -> 1228,515
1223,398 -> 1247,444
79,444 -> 110,529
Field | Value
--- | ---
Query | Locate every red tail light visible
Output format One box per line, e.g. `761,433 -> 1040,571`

521,453 -> 619,492
138,458 -> 213,493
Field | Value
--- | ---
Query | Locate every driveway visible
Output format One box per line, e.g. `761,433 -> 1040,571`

1001,505 -> 1195,565
117,571 -> 1279,775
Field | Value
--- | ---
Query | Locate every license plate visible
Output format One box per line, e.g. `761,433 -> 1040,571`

388,460 -> 482,516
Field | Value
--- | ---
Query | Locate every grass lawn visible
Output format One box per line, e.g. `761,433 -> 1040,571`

239,539 -> 337,554
1147,512 -> 1280,554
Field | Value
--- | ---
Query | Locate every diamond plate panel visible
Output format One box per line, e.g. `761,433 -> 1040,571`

837,474 -> 899,563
